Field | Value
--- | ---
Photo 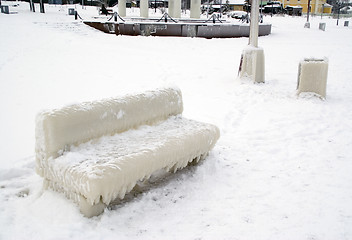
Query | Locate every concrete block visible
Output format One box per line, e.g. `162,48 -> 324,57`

297,58 -> 328,98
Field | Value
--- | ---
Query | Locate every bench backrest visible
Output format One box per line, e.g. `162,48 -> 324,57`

35,87 -> 183,175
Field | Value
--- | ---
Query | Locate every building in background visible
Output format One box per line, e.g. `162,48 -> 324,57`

227,0 -> 245,11
281,0 -> 332,14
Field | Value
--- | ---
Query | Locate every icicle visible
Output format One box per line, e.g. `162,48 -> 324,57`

127,182 -> 135,192
118,186 -> 127,199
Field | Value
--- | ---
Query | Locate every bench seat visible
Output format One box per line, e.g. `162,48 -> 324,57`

44,116 -> 219,207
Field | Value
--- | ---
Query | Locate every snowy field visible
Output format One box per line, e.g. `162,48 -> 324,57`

1,2 -> 352,239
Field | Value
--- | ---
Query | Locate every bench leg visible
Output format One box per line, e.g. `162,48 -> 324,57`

77,194 -> 106,218
43,178 -> 106,217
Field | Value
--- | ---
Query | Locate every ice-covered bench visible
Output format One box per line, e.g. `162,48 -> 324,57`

35,87 -> 220,217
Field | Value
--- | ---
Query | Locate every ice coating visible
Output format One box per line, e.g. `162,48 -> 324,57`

297,58 -> 329,98
35,86 -> 183,175
35,87 -> 220,217
44,116 -> 220,206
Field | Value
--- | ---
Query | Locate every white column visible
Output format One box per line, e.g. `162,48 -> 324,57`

173,0 -> 181,18
118,0 -> 126,17
140,0 -> 149,18
190,0 -> 201,19
169,0 -> 181,18
314,0 -> 320,14
168,0 -> 174,17
249,0 -> 259,47
238,0 -> 265,83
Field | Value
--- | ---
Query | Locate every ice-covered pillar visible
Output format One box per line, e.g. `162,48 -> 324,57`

140,0 -> 149,18
238,0 -> 265,83
190,0 -> 201,19
168,0 -> 174,17
249,0 -> 259,47
169,0 -> 181,18
174,0 -> 181,18
118,0 -> 126,17
297,58 -> 328,98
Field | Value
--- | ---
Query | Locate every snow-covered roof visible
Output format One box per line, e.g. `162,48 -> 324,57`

226,0 -> 245,5
286,5 -> 303,8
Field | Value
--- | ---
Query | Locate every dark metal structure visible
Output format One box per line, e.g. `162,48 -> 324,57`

84,19 -> 272,38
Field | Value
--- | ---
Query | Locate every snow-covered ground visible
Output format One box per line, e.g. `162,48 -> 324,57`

1,2 -> 352,239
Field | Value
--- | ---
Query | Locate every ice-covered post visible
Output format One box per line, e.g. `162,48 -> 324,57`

297,58 -> 329,99
249,0 -> 259,48
140,0 -> 148,18
190,0 -> 201,19
238,0 -> 265,83
118,0 -> 126,17
174,0 -> 181,18
169,0 -> 174,17
169,0 -> 181,18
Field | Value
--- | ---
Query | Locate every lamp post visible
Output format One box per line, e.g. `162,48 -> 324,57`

238,0 -> 265,83
40,0 -> 45,13
249,0 -> 259,47
304,0 -> 311,28
220,0 -> 222,18
246,1 -> 249,23
271,2 -> 273,17
260,0 -> 263,23
206,0 -> 210,18
306,0 -> 311,22
337,2 -> 341,25
29,0 -> 35,12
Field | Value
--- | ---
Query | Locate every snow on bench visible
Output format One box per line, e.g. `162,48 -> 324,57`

35,87 -> 220,217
